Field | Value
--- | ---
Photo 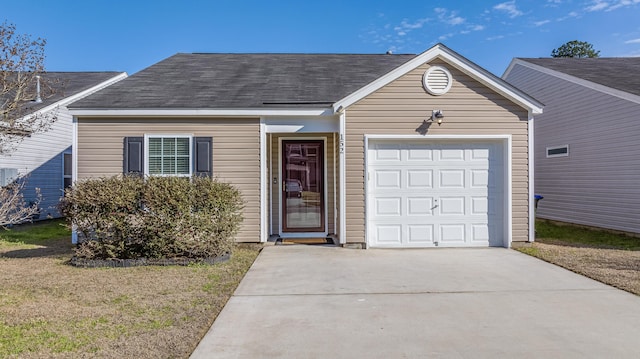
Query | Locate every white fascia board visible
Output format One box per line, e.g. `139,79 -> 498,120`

69,108 -> 335,117
506,59 -> 640,105
333,44 -> 543,115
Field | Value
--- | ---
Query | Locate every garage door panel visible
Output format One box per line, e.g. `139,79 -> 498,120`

407,225 -> 434,244
471,224 -> 491,243
373,144 -> 401,161
439,197 -> 465,215
375,225 -> 402,244
439,170 -> 465,188
374,170 -> 401,189
440,148 -> 465,160
368,140 -> 505,248
406,146 -> 433,161
407,197 -> 434,216
440,224 -> 466,243
375,197 -> 401,216
471,169 -> 489,187
407,170 -> 433,188
471,197 -> 489,215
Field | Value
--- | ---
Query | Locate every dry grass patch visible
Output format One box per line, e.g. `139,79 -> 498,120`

517,220 -> 640,296
0,221 -> 261,358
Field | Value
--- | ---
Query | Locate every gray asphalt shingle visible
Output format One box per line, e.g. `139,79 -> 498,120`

69,53 -> 417,109
519,57 -> 640,97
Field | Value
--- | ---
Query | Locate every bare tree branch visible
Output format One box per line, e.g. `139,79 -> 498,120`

0,22 -> 57,155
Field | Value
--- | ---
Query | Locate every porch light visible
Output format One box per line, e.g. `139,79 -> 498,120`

429,110 -> 444,125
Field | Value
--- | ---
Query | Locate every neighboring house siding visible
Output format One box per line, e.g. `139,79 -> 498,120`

345,59 -> 530,244
505,64 -> 640,234
0,107 -> 73,219
268,133 -> 336,235
76,118 -> 261,242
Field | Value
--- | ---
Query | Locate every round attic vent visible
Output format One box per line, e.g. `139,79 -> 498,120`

423,66 -> 452,95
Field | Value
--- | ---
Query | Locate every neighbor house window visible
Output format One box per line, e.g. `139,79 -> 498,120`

63,153 -> 72,188
546,145 -> 569,158
146,136 -> 192,176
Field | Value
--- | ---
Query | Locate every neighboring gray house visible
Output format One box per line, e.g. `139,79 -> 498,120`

0,72 -> 127,219
503,57 -> 640,234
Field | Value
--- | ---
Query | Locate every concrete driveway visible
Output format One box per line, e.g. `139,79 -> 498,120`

191,245 -> 640,358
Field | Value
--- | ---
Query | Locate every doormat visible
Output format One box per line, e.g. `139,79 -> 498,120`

278,238 -> 334,245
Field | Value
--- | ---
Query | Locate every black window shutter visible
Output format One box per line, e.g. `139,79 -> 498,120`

194,137 -> 213,178
123,137 -> 144,175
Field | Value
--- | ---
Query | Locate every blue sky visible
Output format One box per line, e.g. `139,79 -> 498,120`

3,0 -> 640,76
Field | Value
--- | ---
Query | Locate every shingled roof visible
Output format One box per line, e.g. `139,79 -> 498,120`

17,72 -> 125,112
69,53 -> 417,109
518,57 -> 640,97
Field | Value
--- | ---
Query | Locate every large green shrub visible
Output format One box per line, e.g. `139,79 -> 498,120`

59,175 -> 243,260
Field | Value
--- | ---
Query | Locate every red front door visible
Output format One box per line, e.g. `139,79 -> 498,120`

282,140 -> 325,232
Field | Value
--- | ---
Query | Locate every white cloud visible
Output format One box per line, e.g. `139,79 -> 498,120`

471,24 -> 485,31
534,20 -> 551,26
607,0 -> 640,11
585,1 -> 610,11
487,35 -> 506,41
625,38 -> 640,44
494,1 -> 524,18
439,33 -> 455,41
434,7 -> 466,26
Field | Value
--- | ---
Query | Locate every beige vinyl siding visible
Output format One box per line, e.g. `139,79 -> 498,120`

505,63 -> 640,234
345,59 -> 530,244
76,118 -> 260,242
268,133 -> 336,235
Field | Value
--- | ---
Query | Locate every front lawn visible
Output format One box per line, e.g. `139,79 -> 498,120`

516,219 -> 640,295
0,220 -> 261,358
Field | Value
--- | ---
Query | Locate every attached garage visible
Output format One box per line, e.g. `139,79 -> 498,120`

366,137 -> 509,248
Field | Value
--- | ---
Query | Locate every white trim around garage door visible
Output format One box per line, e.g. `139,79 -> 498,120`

364,134 -> 513,248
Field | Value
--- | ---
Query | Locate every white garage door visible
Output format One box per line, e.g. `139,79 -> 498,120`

367,140 -> 504,248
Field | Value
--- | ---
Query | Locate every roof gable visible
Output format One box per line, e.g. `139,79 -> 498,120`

335,43 -> 543,115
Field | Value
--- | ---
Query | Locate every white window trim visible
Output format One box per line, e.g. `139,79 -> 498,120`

144,134 -> 193,177
546,144 -> 569,158
62,151 -> 73,191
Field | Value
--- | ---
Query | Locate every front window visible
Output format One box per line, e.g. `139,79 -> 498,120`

147,136 -> 191,176
63,153 -> 72,188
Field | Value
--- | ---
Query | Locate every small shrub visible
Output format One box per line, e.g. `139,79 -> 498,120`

59,175 -> 243,260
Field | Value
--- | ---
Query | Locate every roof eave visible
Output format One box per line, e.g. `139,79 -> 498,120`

69,107 -> 337,117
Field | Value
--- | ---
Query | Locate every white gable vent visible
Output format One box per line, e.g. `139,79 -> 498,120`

423,65 -> 453,96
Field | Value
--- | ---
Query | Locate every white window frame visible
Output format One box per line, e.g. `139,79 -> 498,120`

144,134 -> 193,177
62,151 -> 73,190
546,144 -> 569,158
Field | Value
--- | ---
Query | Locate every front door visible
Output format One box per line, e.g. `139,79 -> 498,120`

282,140 -> 325,233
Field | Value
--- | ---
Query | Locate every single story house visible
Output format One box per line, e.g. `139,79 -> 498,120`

503,57 -> 640,234
69,44 -> 543,248
0,72 -> 127,219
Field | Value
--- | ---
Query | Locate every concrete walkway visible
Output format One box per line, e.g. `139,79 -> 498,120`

191,245 -> 640,358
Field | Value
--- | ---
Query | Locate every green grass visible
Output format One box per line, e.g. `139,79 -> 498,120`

0,219 -> 70,244
536,219 -> 640,250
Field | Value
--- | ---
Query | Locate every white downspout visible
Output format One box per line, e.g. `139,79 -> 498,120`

339,110 -> 346,244
333,132 -> 337,235
71,117 -> 79,244
259,118 -> 267,242
528,112 -> 536,243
